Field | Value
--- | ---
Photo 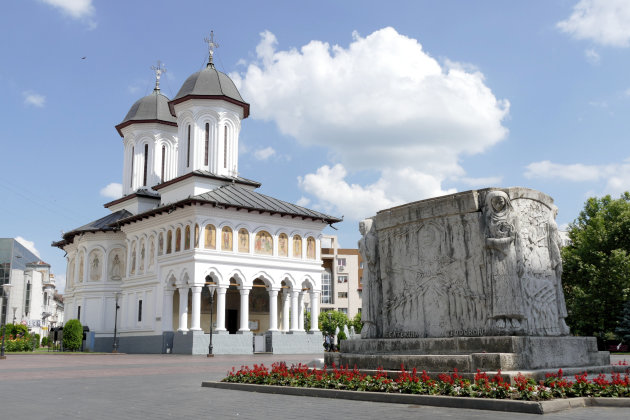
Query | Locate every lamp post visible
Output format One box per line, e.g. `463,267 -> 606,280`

1,283 -> 12,359
207,282 -> 214,357
112,292 -> 121,353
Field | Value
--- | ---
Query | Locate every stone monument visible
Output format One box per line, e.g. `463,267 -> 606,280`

328,188 -> 610,377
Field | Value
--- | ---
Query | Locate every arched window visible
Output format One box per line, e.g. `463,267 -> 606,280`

293,235 -> 302,258
161,145 -> 166,183
204,122 -> 209,166
175,228 -> 182,252
184,226 -> 191,250
166,230 -> 172,254
221,226 -> 233,251
130,146 -> 134,188
278,233 -> 288,257
143,143 -> 148,186
238,228 -> 249,253
306,237 -> 316,259
321,269 -> 332,304
186,125 -> 191,168
205,224 -> 216,249
223,125 -> 228,169
194,224 -> 200,248
254,231 -> 273,255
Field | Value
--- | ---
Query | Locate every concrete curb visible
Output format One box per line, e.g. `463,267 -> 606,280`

201,381 -> 630,414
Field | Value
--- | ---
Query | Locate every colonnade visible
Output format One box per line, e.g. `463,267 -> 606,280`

162,284 -> 320,333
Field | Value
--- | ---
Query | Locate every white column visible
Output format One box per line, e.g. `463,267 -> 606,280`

290,290 -> 299,332
239,287 -> 250,332
268,289 -> 279,331
216,286 -> 227,332
178,286 -> 188,331
298,292 -> 305,331
190,286 -> 202,331
162,289 -> 174,331
310,291 -> 320,332
282,290 -> 290,332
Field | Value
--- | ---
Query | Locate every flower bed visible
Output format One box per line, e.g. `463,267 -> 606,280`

222,363 -> 630,401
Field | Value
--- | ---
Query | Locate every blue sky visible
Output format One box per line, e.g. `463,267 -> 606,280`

2,0 -> 630,293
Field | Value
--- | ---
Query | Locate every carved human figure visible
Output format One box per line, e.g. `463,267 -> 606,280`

90,253 -> 101,281
358,218 -> 381,338
547,209 -> 570,335
483,191 -> 525,334
111,254 -> 122,280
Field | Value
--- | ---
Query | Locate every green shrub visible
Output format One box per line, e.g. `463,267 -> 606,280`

41,336 -> 49,347
63,319 -> 83,351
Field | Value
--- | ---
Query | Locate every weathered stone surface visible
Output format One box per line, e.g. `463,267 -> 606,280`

361,187 -> 570,339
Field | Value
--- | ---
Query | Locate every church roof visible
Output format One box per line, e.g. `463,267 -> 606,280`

115,90 -> 177,137
52,210 -> 132,248
152,170 -> 262,191
168,65 -> 250,118
116,184 -> 341,227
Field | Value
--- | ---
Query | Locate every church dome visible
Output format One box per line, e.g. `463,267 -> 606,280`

168,64 -> 250,118
115,90 -> 177,137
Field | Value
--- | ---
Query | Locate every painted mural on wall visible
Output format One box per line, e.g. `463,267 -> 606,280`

255,231 -> 273,255
361,187 -> 570,339
278,233 -> 288,257
222,226 -> 233,251
238,228 -> 249,253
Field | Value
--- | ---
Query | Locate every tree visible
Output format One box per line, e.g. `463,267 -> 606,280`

562,193 -> 630,338
616,300 -> 630,345
318,310 -> 349,336
63,319 -> 83,351
350,312 -> 363,334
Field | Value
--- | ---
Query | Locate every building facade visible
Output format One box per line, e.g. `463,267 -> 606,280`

0,238 -> 64,338
54,42 -> 340,354
320,235 -> 363,319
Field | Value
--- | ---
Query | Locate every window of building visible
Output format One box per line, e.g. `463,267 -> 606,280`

337,275 -> 348,283
187,125 -> 191,168
77,305 -> 81,321
25,282 -> 31,316
130,146 -> 134,187
161,145 -> 166,182
360,261 -> 364,269
339,308 -> 348,314
223,126 -> 228,168
143,143 -> 148,186
138,300 -> 143,322
338,292 -> 348,299
0,262 -> 9,325
337,258 -> 346,267
204,122 -> 209,166
321,270 -> 332,304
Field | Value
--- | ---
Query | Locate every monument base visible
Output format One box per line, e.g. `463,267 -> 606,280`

325,336 -> 613,380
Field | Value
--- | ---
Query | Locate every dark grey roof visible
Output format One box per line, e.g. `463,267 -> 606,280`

193,185 -> 341,222
117,185 -> 341,226
192,170 -> 262,188
169,65 -> 249,117
52,210 -> 132,248
115,90 -> 177,136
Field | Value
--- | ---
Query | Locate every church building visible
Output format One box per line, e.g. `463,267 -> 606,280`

53,36 -> 341,354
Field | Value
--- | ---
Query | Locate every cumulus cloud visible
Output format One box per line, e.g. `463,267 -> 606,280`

23,91 -> 46,107
40,0 -> 96,27
100,182 -> 123,199
557,0 -> 630,47
253,146 -> 276,160
234,28 -> 509,218
296,196 -> 311,207
15,236 -> 41,259
524,159 -> 630,196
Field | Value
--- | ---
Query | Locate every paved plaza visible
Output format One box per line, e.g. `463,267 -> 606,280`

0,353 -> 628,419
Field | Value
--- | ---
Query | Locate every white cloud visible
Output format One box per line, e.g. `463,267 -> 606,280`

235,28 -> 509,218
524,159 -> 630,196
584,48 -> 600,64
23,91 -> 46,107
15,236 -> 41,259
296,196 -> 311,207
459,176 -> 503,187
253,146 -> 276,161
100,182 -> 123,199
557,0 -> 630,47
40,0 -> 96,28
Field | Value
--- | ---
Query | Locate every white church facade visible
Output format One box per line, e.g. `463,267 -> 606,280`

53,39 -> 340,354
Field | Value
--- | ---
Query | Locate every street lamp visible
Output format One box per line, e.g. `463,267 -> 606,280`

206,277 -> 215,357
112,292 -> 121,353
1,283 -> 13,359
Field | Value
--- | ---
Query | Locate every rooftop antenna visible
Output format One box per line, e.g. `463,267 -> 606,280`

151,61 -> 166,92
204,30 -> 219,68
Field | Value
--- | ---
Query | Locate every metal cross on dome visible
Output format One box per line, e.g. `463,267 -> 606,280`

151,61 -> 166,91
204,31 -> 219,67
